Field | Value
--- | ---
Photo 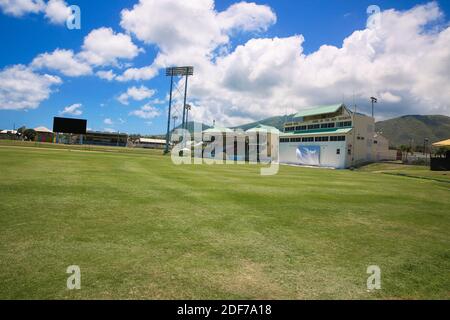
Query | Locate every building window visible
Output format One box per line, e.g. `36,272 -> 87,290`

374,140 -> 378,144
337,121 -> 352,128
290,137 -> 302,142
280,138 -> 290,143
302,137 -> 314,142
330,136 -> 346,142
307,124 -> 320,130
321,123 -> 335,129
295,125 -> 307,131
336,148 -> 341,155
285,127 -> 295,132
314,136 -> 329,142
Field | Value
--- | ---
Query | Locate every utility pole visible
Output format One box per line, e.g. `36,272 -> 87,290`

165,70 -> 174,154
352,102 -> 357,167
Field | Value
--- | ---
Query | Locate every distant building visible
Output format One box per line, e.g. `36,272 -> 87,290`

136,138 -> 166,149
83,131 -> 128,147
0,129 -> 18,140
279,103 -> 396,168
202,126 -> 236,160
202,125 -> 280,162
246,124 -> 280,162
34,126 -> 54,143
373,133 -> 398,161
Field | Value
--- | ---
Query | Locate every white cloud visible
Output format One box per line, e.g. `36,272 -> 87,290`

217,2 -> 276,33
96,69 -> 116,81
0,0 -> 44,17
78,27 -> 142,66
0,64 -> 61,110
44,0 -> 70,24
32,49 -> 92,77
129,103 -> 161,119
117,85 -> 156,105
103,118 -> 113,125
116,65 -> 158,82
60,103 -> 82,116
120,0 -> 276,68
0,0 -> 71,25
380,92 -> 402,103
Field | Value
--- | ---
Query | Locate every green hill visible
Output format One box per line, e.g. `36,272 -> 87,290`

174,121 -> 211,134
234,114 -> 295,131
375,115 -> 450,147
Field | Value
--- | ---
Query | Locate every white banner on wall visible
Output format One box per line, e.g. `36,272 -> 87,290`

296,145 -> 321,165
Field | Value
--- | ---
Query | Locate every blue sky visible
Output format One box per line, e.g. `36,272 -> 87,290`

1,0 -> 449,134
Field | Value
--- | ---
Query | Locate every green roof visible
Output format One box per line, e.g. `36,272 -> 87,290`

246,124 -> 280,134
280,128 -> 352,137
294,104 -> 344,118
202,126 -> 234,133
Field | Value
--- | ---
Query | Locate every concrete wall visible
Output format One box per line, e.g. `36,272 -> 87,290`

347,113 -> 375,166
373,135 -> 397,161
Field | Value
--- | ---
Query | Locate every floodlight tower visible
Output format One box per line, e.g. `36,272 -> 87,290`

164,66 -> 194,153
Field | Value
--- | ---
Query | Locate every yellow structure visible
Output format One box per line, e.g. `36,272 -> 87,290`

432,139 -> 450,147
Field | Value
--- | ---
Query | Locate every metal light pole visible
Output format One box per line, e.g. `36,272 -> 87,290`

370,97 -> 377,118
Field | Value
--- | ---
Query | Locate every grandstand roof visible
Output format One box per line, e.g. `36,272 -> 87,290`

34,126 -> 53,133
294,104 -> 344,118
139,138 -> 166,144
246,124 -> 280,134
202,126 -> 234,134
432,139 -> 450,147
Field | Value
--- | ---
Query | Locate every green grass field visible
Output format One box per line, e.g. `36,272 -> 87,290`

0,142 -> 449,299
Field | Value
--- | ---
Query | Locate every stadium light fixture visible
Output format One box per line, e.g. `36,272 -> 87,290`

370,97 -> 378,118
